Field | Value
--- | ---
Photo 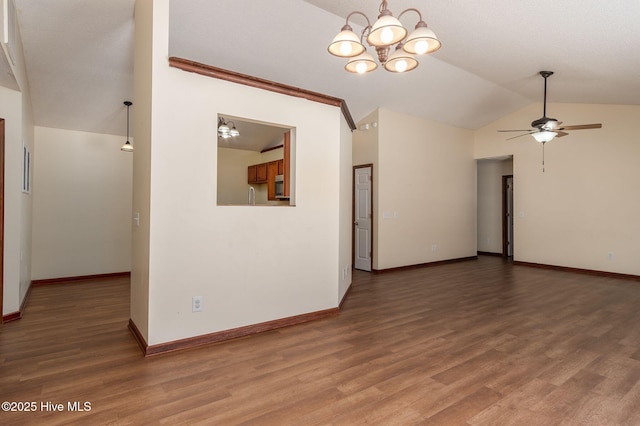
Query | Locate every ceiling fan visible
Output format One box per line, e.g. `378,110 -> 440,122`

498,71 -> 602,144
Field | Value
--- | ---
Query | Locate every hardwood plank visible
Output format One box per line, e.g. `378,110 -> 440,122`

2,256 -> 640,424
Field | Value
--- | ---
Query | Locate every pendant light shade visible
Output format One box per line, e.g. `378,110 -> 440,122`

403,22 -> 441,55
384,44 -> 418,73
367,14 -> 407,47
328,26 -> 365,58
121,101 -> 133,152
345,51 -> 378,74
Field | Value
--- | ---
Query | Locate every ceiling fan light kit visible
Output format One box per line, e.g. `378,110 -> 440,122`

328,0 -> 441,74
498,71 -> 603,171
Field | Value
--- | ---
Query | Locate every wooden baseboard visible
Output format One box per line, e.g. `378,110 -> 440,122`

32,271 -> 131,286
477,251 -> 504,257
373,256 -> 478,274
339,283 -> 352,310
128,319 -> 148,353
513,260 -> 640,282
2,311 -> 21,323
2,282 -> 33,323
131,307 -> 340,357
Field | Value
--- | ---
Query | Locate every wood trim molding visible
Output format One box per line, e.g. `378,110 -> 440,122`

477,251 -> 504,257
134,308 -> 339,357
2,311 -> 21,323
260,144 -> 283,154
2,281 -> 32,323
373,256 -> 478,274
339,283 -> 353,310
168,57 -> 356,131
513,260 -> 640,282
128,319 -> 148,354
32,271 -> 131,286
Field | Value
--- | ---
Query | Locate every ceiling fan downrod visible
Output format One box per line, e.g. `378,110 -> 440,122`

540,70 -> 553,120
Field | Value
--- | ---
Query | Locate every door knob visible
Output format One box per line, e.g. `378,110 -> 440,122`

354,221 -> 359,226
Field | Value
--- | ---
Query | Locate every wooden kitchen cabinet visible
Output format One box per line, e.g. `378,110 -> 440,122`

248,163 -> 268,184
267,160 -> 279,200
283,131 -> 290,197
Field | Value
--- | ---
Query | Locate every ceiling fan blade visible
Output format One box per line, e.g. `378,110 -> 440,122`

558,123 -> 602,131
555,131 -> 569,138
506,132 -> 535,141
497,129 -> 532,132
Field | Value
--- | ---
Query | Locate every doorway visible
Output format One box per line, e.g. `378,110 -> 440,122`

502,175 -> 514,257
353,165 -> 372,271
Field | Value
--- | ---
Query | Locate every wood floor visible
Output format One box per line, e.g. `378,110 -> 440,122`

2,256 -> 640,425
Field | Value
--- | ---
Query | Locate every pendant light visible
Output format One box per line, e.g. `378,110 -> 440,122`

121,101 -> 133,152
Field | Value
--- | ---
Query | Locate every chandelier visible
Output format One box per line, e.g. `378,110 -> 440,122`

217,117 -> 240,139
327,0 -> 441,74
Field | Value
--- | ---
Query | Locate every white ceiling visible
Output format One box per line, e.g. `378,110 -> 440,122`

6,0 -> 640,138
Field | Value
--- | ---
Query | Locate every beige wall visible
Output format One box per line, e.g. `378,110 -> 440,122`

134,0 -> 349,346
338,115 -> 353,301
355,108 -> 476,270
475,103 -> 640,275
477,158 -> 512,254
217,148 -> 262,205
130,0 -> 156,340
31,127 -> 132,280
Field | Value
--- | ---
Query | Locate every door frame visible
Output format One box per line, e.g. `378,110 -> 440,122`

502,174 -> 513,257
352,164 -> 373,271
0,119 -> 4,315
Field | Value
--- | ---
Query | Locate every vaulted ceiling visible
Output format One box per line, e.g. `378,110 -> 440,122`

7,0 -> 640,137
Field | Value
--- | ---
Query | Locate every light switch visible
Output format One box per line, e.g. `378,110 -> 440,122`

383,211 -> 390,219
133,212 -> 140,227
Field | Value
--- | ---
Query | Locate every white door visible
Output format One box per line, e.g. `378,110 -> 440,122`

354,166 -> 372,271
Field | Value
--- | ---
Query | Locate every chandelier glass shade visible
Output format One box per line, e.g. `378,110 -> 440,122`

532,131 -> 557,143
327,1 -> 441,74
218,117 -> 240,139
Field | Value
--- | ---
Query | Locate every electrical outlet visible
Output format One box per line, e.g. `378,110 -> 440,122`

431,244 -> 438,252
192,296 -> 203,312
608,252 -> 614,260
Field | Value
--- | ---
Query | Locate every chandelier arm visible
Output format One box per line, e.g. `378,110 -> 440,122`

360,25 -> 373,44
379,0 -> 389,15
398,8 -> 423,22
345,11 -> 371,29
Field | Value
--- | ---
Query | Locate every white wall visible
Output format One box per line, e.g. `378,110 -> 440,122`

477,158 -> 512,254
0,11 -> 34,316
475,103 -> 640,275
358,108 -> 476,270
134,0 -> 349,346
31,127 -> 132,280
0,86 -> 23,315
